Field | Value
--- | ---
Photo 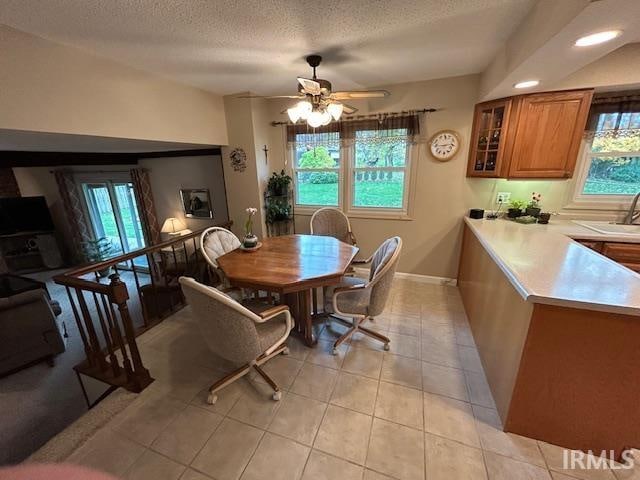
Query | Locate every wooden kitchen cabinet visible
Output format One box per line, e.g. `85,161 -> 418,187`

467,89 -> 593,179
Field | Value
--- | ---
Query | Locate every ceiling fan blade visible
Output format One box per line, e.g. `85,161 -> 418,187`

341,103 -> 358,115
297,77 -> 321,95
235,94 -> 303,99
330,90 -> 391,100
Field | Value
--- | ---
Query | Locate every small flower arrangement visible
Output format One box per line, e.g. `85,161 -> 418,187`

243,207 -> 259,248
528,192 -> 542,208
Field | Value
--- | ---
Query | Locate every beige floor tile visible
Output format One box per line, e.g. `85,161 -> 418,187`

366,418 -> 425,480
191,418 -> 263,480
538,441 -> 617,480
421,324 -> 456,344
364,469 -> 397,480
465,371 -> 496,409
191,380 -> 245,416
385,332 -> 420,359
286,337 -> 311,362
388,314 -> 422,336
320,319 -> 353,341
301,450 -> 364,480
252,355 -> 303,390
125,449 -> 186,480
307,339 -> 347,370
290,363 -> 339,402
421,337 -> 462,369
329,372 -> 379,415
484,451 -> 552,480
473,405 -> 546,468
314,404 -> 373,465
454,324 -> 476,347
343,346 -> 384,379
458,346 -> 484,373
374,381 -> 423,430
423,393 -> 480,448
112,395 -> 187,446
180,469 -> 214,480
422,361 -> 469,401
227,382 -> 285,429
151,405 -> 223,464
349,331 -> 390,352
67,428 -> 146,477
268,392 -> 327,446
380,355 -> 422,389
425,433 -> 487,480
240,432 -> 310,480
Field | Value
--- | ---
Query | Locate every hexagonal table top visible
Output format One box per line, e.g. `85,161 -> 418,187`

217,234 -> 359,293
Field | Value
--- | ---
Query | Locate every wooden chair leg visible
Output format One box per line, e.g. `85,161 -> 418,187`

207,364 -> 251,405
253,364 -> 282,400
358,324 -> 391,350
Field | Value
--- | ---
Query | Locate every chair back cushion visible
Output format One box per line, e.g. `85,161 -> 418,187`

310,208 -> 352,244
200,227 -> 241,268
179,277 -> 262,365
368,237 -> 402,316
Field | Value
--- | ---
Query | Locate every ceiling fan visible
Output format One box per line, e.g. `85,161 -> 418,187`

237,55 -> 390,127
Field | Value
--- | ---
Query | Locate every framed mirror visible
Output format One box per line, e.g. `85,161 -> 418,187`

180,188 -> 213,218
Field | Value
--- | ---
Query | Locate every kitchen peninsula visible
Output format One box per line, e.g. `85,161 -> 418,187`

458,217 -> 640,458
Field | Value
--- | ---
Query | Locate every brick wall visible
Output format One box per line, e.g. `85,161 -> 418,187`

0,169 -> 20,197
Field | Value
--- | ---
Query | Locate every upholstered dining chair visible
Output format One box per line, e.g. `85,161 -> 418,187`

179,276 -> 293,404
200,226 -> 241,289
324,236 -> 402,353
310,207 -> 357,245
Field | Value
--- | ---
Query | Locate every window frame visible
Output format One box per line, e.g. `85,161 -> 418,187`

291,130 -> 415,220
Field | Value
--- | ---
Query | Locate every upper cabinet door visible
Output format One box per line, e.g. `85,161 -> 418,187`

467,99 -> 513,177
507,90 -> 593,178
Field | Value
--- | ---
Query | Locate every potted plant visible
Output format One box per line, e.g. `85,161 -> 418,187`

243,207 -> 259,248
266,202 -> 291,224
526,192 -> 542,217
83,237 -> 114,277
538,212 -> 551,224
507,199 -> 527,219
267,170 -> 292,196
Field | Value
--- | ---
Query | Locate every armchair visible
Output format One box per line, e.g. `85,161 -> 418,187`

324,236 -> 402,353
179,276 -> 293,404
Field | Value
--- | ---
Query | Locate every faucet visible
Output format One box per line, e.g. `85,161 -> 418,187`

623,192 -> 640,224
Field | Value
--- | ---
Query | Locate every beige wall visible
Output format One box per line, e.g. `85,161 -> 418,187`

0,25 -> 228,146
261,74 -> 574,278
12,155 -> 228,264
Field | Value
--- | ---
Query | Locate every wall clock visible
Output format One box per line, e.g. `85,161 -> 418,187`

429,130 -> 460,161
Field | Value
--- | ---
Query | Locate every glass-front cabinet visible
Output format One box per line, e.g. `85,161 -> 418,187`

467,98 -> 513,177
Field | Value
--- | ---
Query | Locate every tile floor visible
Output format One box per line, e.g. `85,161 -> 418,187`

65,278 -> 637,480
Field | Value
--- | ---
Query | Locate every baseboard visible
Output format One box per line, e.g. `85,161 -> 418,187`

353,267 -> 457,286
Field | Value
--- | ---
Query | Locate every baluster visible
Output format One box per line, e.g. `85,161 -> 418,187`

65,286 -> 93,366
146,252 -> 162,322
75,288 -> 108,371
104,294 -> 134,379
108,273 -> 151,392
92,292 -> 120,376
129,258 -> 149,327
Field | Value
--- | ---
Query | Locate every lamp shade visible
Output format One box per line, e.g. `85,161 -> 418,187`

161,217 -> 187,234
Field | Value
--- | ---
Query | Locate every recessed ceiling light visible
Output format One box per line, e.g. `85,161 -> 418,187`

514,80 -> 539,89
575,30 -> 621,47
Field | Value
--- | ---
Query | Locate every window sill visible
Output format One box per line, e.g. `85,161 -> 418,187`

295,206 -> 413,221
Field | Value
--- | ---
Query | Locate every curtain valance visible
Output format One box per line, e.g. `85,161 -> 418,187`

585,90 -> 640,140
286,113 -> 421,147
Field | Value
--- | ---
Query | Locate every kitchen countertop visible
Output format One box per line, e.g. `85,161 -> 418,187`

464,217 -> 640,315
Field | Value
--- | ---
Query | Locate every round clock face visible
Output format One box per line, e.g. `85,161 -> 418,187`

430,130 -> 460,161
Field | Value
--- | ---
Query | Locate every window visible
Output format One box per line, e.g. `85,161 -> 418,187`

289,117 -> 417,216
580,112 -> 640,196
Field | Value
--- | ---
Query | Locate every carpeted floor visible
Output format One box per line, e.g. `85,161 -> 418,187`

0,269 -> 151,465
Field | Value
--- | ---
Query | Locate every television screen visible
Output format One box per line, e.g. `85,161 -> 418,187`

0,196 -> 55,234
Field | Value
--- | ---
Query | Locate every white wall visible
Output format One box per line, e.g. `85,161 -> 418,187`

0,25 -> 228,146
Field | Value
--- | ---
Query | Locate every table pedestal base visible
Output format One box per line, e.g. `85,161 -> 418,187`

284,290 -> 317,347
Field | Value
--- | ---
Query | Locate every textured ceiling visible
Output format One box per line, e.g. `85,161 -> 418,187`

0,0 -> 534,95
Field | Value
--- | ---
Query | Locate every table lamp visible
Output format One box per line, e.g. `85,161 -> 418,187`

161,217 -> 187,236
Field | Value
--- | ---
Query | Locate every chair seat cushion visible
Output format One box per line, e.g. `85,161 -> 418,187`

255,313 -> 289,352
324,276 -> 370,316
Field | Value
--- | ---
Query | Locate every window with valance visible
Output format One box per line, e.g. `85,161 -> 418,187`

286,114 -> 421,215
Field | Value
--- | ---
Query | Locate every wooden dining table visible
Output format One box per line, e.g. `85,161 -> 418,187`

217,234 -> 359,346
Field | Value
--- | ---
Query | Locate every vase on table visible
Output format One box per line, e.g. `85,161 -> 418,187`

243,233 -> 258,248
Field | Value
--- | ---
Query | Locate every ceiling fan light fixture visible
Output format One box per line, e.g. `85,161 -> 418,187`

287,107 -> 301,123
306,109 -> 326,128
320,109 -> 332,126
296,100 -> 312,119
327,103 -> 344,121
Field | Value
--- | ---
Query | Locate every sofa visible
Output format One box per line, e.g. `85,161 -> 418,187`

0,289 -> 65,376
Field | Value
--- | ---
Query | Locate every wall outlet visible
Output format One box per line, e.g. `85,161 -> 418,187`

496,192 -> 511,204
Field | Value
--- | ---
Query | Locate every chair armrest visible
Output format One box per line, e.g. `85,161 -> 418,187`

256,304 -> 290,320
259,305 -> 294,356
351,259 -> 369,265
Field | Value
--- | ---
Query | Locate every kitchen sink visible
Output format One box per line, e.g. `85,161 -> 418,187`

573,220 -> 640,236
